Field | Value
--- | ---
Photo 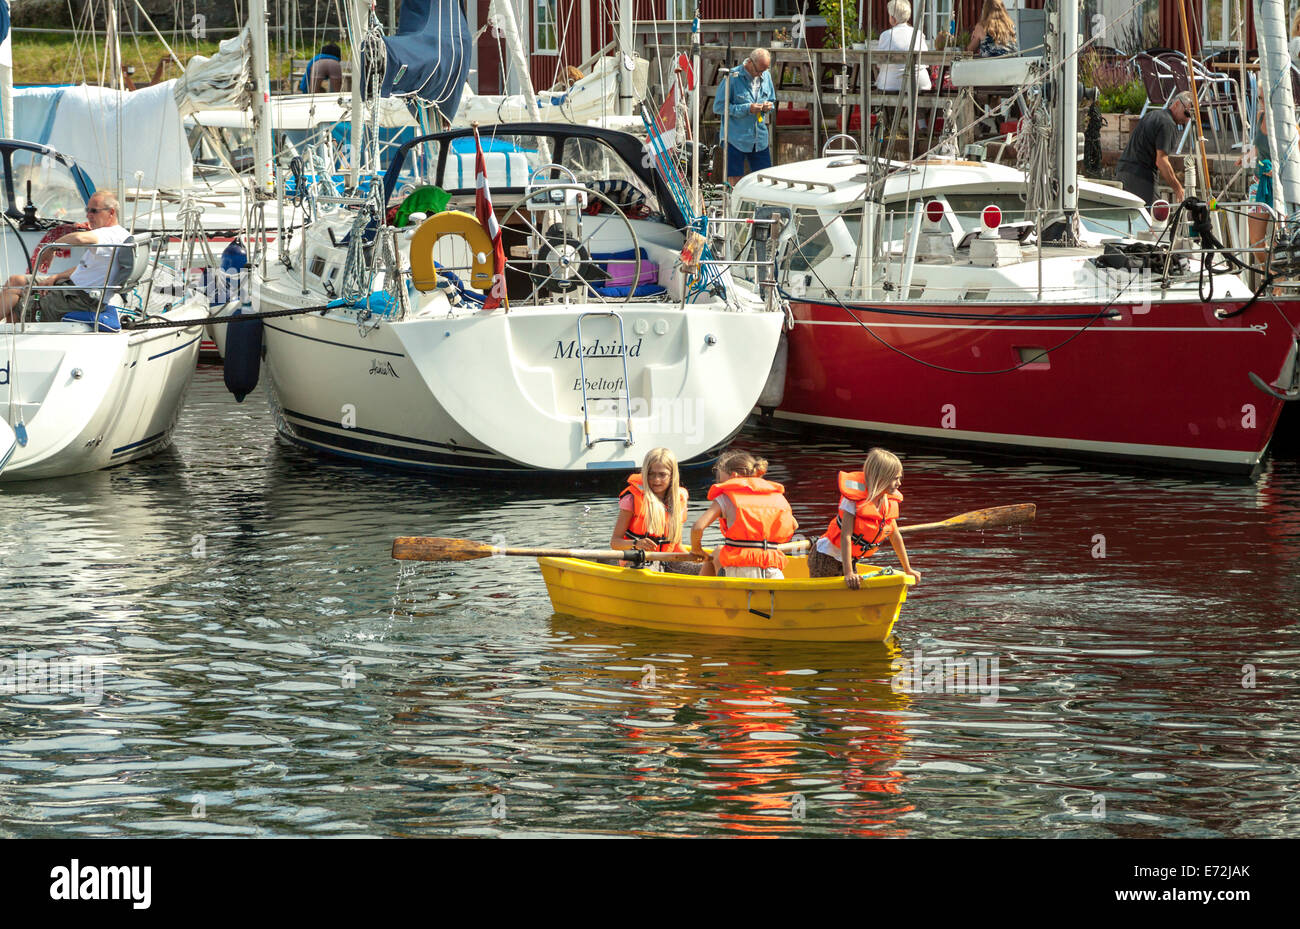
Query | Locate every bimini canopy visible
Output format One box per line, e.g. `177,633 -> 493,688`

373,0 -> 472,122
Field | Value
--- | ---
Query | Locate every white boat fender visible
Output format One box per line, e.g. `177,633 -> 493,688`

756,331 -> 788,413
223,307 -> 264,403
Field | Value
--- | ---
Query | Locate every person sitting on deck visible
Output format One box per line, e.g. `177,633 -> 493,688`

806,447 -> 921,588
967,0 -> 1018,57
875,0 -> 932,93
300,42 -> 344,94
610,447 -> 695,573
691,450 -> 797,579
1,190 -> 131,324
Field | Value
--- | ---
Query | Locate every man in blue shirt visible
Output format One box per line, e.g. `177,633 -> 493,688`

713,48 -> 777,185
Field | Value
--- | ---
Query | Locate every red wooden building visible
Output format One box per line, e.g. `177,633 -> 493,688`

468,0 -> 1247,97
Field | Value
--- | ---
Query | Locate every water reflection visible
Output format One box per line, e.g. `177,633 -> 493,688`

0,371 -> 1297,837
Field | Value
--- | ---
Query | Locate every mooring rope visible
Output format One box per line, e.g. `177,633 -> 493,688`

120,302 -> 341,330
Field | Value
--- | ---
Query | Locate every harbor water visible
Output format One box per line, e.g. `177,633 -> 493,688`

1,366 -> 1298,838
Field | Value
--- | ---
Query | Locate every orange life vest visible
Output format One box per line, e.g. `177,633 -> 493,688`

620,473 -> 688,552
708,476 -> 797,570
823,471 -> 903,562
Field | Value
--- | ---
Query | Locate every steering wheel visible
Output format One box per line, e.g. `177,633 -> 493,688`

500,184 -> 643,306
528,163 -> 579,187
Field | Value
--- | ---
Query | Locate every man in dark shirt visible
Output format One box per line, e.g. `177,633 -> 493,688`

1116,91 -> 1194,205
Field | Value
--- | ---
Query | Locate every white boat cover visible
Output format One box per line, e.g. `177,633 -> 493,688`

14,82 -> 192,190
1253,0 -> 1300,217
453,56 -> 648,128
190,94 -> 417,131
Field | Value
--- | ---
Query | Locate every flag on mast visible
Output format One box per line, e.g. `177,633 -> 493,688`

473,125 -> 508,310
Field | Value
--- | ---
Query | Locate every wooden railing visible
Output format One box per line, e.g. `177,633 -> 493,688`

641,41 -> 975,155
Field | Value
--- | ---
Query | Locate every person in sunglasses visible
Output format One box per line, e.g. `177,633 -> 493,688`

1,191 -> 131,323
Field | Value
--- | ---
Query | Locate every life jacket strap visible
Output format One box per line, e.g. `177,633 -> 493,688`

722,537 -> 776,550
625,529 -> 669,547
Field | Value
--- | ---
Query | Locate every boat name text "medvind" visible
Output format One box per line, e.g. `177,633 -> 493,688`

554,337 -> 643,359
50,859 -> 151,909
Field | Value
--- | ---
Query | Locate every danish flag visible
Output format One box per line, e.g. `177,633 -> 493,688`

658,83 -> 680,151
474,126 -> 508,310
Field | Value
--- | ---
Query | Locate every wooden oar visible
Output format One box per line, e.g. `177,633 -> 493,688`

391,505 -> 1034,563
390,537 -> 812,562
899,503 -> 1036,534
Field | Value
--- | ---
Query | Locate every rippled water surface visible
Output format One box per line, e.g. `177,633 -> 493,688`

2,367 -> 1298,837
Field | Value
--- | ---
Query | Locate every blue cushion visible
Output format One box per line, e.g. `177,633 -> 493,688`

62,305 -> 121,332
325,292 -> 399,316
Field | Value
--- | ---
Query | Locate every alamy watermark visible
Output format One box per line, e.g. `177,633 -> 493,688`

0,653 -> 109,705
890,649 -> 1001,705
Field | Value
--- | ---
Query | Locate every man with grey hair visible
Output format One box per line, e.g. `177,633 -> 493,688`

1,189 -> 132,323
713,47 -> 777,185
875,0 -> 931,93
1117,90 -> 1195,205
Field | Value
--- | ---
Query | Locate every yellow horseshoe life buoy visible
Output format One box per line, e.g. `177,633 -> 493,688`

408,210 -> 497,293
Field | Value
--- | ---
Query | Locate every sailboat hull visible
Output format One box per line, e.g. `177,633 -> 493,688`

257,302 -> 785,474
777,296 -> 1300,473
0,312 -> 205,481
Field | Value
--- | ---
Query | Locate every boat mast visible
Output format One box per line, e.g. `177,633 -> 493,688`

249,0 -> 275,194
620,0 -> 636,116
491,0 -> 543,119
1053,0 -> 1080,234
348,0 -> 367,189
2,1 -> 14,140
106,0 -> 127,205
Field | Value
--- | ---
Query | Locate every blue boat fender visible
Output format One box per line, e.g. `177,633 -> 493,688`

223,308 -> 263,403
215,239 -> 248,306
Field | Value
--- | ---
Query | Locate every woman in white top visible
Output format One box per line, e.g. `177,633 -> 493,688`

875,0 -> 932,93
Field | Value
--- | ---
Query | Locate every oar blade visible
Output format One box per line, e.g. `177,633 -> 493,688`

392,536 -> 496,561
944,503 -> 1036,530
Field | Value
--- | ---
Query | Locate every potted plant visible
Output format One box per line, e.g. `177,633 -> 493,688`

820,0 -> 865,49
772,28 -> 790,49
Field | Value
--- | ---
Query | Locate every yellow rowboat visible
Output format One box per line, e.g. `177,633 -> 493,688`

538,555 -> 914,642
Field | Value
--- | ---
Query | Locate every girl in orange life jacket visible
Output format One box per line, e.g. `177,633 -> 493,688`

690,450 -> 798,579
611,447 -> 691,572
807,447 -> 921,588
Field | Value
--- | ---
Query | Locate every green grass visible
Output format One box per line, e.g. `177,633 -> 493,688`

11,36 -> 344,86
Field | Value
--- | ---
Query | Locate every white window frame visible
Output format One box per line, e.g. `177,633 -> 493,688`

1200,0 -> 1241,49
535,0 -> 559,56
921,0 -> 956,43
668,0 -> 692,20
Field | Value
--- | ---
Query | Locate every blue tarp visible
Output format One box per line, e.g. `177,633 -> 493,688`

375,0 -> 472,121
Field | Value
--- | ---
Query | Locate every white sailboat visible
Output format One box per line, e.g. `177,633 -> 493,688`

242,0 -> 784,473
0,140 -> 208,481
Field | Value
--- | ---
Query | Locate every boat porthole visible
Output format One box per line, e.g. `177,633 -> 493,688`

634,319 -> 649,335
654,319 -> 668,335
